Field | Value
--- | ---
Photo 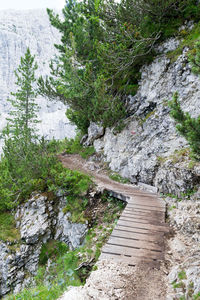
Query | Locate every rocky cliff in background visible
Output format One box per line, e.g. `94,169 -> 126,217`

89,39 -> 200,196
0,9 -> 76,151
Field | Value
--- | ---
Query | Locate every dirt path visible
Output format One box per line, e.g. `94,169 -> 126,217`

59,154 -> 169,300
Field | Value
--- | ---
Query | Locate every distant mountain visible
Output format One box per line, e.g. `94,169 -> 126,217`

0,9 -> 76,150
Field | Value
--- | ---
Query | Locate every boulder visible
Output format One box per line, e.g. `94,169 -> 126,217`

84,122 -> 104,146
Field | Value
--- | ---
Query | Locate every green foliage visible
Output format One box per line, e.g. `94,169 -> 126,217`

178,270 -> 187,280
109,172 -> 130,184
193,292 -> 200,300
167,22 -> 200,62
38,1 -> 127,133
5,48 -> 39,145
0,138 -> 92,212
169,92 -> 200,158
63,196 -> 89,223
0,212 -> 20,242
189,39 -> 200,74
63,136 -> 96,159
0,140 -> 57,211
38,0 -> 200,133
39,240 -> 69,265
47,162 -> 92,197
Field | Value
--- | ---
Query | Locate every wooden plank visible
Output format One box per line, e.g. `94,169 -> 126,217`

128,198 -> 165,207
115,224 -> 164,235
124,208 -> 165,219
102,244 -> 164,260
100,253 -> 157,266
117,220 -> 169,233
109,191 -> 158,199
120,216 -> 152,224
127,202 -> 165,210
120,213 -> 165,223
127,202 -> 166,209
123,208 -> 157,216
121,212 -> 164,222
107,236 -> 163,251
126,205 -> 166,212
120,211 -> 164,223
112,229 -> 163,243
119,217 -> 164,227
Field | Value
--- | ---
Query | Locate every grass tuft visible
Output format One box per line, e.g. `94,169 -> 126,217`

0,212 -> 20,242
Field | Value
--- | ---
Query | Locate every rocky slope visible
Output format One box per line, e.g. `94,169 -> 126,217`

0,9 -> 76,152
88,39 -> 200,196
0,193 -> 87,296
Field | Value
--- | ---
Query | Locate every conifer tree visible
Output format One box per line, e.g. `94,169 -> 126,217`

2,48 -> 40,178
6,47 -> 39,148
189,40 -> 200,74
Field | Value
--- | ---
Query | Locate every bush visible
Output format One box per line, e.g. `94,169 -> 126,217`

0,138 -> 92,212
168,92 -> 200,158
63,136 -> 96,159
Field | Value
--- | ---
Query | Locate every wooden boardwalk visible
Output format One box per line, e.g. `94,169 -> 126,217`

100,188 -> 168,267
60,154 -> 168,268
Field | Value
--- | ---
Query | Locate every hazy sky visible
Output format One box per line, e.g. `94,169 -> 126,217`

0,0 -> 66,10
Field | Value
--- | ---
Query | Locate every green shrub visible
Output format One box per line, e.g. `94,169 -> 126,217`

39,240 -> 69,265
63,136 -> 95,159
169,93 -> 200,159
0,212 -> 20,242
109,172 -> 130,184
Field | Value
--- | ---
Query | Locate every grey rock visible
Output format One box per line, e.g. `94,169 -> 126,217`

0,193 -> 88,296
155,38 -> 180,54
154,161 -> 200,196
18,194 -> 52,244
80,134 -> 88,145
55,197 -> 88,250
84,122 -> 104,146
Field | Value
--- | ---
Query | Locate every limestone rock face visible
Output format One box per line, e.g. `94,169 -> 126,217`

83,122 -> 104,146
0,9 -> 76,152
55,196 -> 87,250
154,161 -> 200,197
0,193 -> 87,297
93,41 -> 200,194
16,194 -> 53,245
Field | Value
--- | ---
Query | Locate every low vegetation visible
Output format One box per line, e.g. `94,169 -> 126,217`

109,171 -> 130,184
171,270 -> 200,300
63,136 -> 96,159
167,21 -> 200,62
169,93 -> 200,160
0,212 -> 20,242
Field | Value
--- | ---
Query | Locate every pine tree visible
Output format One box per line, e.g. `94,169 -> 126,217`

189,40 -> 200,74
2,48 -> 40,180
6,47 -> 39,148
